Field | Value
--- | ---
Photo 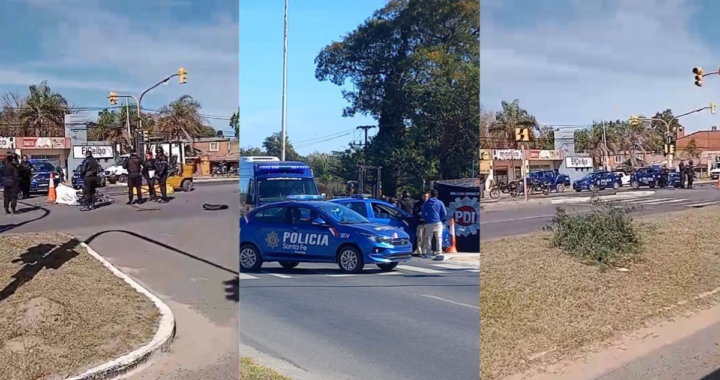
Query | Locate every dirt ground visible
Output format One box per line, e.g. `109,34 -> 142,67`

480,207 -> 720,380
240,357 -> 292,380
0,233 -> 160,380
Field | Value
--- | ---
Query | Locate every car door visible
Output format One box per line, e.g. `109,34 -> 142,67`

286,205 -> 332,261
251,205 -> 290,261
370,202 -> 413,237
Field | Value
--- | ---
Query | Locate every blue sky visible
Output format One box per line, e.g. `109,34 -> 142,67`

0,0 -> 238,133
482,0 -> 720,134
240,0 -> 385,155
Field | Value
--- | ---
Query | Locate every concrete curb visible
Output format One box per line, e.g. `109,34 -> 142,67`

63,239 -> 176,380
433,253 -> 480,267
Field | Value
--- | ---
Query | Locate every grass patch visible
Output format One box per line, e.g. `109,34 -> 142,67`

480,206 -> 720,380
240,357 -> 293,380
0,233 -> 159,380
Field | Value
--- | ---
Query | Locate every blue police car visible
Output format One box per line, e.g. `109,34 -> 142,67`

330,195 -> 449,251
29,160 -> 62,193
629,167 -> 658,189
572,171 -> 622,192
239,195 -> 413,274
71,163 -> 107,189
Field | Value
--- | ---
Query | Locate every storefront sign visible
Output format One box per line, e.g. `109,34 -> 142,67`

566,156 -> 593,168
0,137 -> 16,150
22,137 -> 66,149
493,149 -> 523,160
528,150 -> 562,160
479,149 -> 491,160
73,145 -> 114,159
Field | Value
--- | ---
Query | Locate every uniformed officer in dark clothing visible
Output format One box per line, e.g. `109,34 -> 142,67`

678,161 -> 686,188
154,147 -> 170,203
80,150 -> 100,211
2,152 -> 19,214
686,160 -> 695,189
397,190 -> 414,214
142,151 -> 157,201
123,151 -> 144,204
660,165 -> 669,189
18,155 -> 33,198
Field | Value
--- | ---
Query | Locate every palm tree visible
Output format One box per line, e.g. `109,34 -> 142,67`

155,95 -> 206,141
0,91 -> 26,136
17,81 -> 70,137
489,100 -> 538,148
617,120 -> 652,167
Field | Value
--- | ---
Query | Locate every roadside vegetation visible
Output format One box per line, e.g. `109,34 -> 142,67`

240,357 -> 293,380
480,204 -> 720,379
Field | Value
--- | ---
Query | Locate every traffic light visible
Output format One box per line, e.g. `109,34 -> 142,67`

693,67 -> 704,87
629,115 -> 640,126
178,67 -> 187,84
712,103 -> 717,114
514,128 -> 530,142
109,91 -> 118,105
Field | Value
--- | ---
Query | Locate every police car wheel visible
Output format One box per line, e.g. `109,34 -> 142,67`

631,181 -> 639,189
337,246 -> 365,274
556,184 -> 565,192
240,244 -> 263,272
612,182 -> 620,190
279,261 -> 299,269
376,262 -> 398,272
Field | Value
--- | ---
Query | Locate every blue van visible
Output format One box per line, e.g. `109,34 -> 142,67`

239,156 -> 321,214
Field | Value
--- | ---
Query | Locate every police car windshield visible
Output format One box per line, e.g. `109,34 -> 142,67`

315,204 -> 369,224
257,178 -> 319,202
32,162 -> 55,172
580,173 -> 597,180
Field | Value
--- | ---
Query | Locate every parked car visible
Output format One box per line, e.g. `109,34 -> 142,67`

28,160 -> 62,193
629,167 -> 658,189
330,195 -> 449,252
572,171 -> 622,192
527,170 -> 570,192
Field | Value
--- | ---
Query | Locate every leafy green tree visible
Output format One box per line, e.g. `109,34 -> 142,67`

489,100 -> 538,149
262,132 -> 302,161
315,0 -> 479,194
535,125 -> 556,150
683,138 -> 700,158
155,95 -> 206,140
230,111 -> 239,139
240,146 -> 264,156
649,109 -> 682,153
16,81 -> 71,137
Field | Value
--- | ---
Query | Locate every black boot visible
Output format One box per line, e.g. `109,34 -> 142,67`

4,209 -> 10,215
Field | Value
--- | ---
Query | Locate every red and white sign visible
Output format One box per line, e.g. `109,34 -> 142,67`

22,137 -> 67,149
527,150 -> 562,160
0,137 -> 16,150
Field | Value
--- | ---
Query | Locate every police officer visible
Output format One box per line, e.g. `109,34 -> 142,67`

80,150 -> 99,211
18,155 -> 33,198
686,160 -> 695,189
660,165 -> 669,189
154,147 -> 170,203
142,151 -> 157,201
123,150 -> 144,204
678,160 -> 686,188
2,152 -> 19,214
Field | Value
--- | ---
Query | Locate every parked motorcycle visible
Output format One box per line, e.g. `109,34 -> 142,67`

528,180 -> 552,196
488,180 -> 520,199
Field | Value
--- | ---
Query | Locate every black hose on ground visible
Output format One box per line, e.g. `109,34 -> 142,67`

202,204 -> 228,211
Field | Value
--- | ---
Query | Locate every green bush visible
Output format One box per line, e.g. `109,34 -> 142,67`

543,199 -> 642,268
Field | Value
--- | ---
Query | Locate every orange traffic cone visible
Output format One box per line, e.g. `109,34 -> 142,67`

46,172 -> 56,203
445,217 -> 458,253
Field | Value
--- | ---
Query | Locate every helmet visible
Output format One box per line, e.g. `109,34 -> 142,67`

156,146 -> 164,154
85,149 -> 93,157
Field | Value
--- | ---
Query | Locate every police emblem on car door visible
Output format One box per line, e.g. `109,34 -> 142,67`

285,206 -> 332,260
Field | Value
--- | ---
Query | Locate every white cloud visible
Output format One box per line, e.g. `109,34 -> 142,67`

481,0 -> 720,131
1,0 -> 238,126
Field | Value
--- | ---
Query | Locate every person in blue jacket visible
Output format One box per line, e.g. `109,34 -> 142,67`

421,189 -> 447,258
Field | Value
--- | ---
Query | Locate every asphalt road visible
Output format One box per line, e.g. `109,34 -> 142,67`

240,260 -> 480,380
481,187 -> 720,380
2,183 -> 239,379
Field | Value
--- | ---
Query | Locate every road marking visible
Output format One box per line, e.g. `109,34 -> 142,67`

397,265 -> 447,274
466,269 -> 479,272
421,295 -> 479,310
685,201 -> 720,207
239,273 -> 258,280
632,198 -> 687,205
377,271 -> 401,275
480,214 -> 557,225
432,263 -> 477,270
632,197 -> 674,204
268,273 -> 293,279
326,274 -> 355,277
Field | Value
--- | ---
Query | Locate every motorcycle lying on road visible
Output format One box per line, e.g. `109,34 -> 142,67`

488,180 -> 521,199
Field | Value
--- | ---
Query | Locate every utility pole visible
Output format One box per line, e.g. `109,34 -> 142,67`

280,0 -> 289,161
356,125 -> 375,147
125,99 -> 131,151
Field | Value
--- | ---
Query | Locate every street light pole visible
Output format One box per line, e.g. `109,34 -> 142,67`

280,0 -> 289,161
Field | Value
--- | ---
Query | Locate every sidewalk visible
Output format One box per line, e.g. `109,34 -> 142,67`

434,252 -> 479,266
